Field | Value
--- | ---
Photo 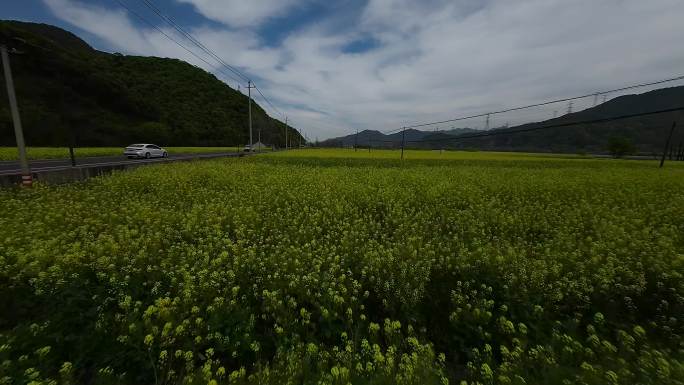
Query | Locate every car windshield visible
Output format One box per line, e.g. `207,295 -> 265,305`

128,144 -> 144,148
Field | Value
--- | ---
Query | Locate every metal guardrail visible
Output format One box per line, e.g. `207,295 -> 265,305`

0,152 -> 253,186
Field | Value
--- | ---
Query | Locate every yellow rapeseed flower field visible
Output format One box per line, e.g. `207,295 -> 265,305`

0,149 -> 682,384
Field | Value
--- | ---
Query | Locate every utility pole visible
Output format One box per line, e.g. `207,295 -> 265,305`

659,121 -> 676,168
247,80 -> 254,151
1,45 -> 31,187
284,116 -> 288,150
485,114 -> 490,130
593,93 -> 599,106
401,127 -> 406,160
69,143 -> 76,166
354,129 -> 358,151
567,101 -> 573,115
58,69 -> 76,167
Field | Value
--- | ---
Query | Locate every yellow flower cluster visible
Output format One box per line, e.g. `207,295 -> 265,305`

1,149 -> 683,384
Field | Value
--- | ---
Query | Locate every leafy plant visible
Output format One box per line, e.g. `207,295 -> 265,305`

0,149 -> 683,384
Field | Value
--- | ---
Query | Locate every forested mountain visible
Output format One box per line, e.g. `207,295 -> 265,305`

322,87 -> 684,154
325,127 -> 479,147
0,20 -> 301,147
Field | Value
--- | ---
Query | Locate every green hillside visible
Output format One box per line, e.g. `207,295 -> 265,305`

0,20 -> 301,147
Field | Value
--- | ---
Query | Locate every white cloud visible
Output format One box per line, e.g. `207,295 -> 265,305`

43,0 -> 684,139
42,0 -> 263,85
43,0 -> 152,53
175,0 -> 300,27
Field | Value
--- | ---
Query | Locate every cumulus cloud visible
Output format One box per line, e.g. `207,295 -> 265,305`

175,0 -> 301,28
42,0 -> 264,84
43,0 -> 684,139
43,0 -> 152,52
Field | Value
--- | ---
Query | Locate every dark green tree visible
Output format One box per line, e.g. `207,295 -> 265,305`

607,136 -> 636,158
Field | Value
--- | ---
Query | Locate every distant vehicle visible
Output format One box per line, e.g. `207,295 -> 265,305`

124,144 -> 168,159
244,142 -> 267,152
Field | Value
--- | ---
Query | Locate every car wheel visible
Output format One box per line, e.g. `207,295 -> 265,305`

163,152 -> 168,158
145,152 -> 151,159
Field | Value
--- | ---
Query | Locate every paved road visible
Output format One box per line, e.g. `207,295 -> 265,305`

0,152 -> 245,176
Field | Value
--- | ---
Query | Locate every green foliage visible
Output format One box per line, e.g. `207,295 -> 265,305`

0,20 -> 301,148
607,136 -> 637,158
0,149 -> 683,384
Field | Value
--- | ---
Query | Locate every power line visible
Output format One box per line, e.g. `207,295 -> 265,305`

137,0 -> 250,83
406,106 -> 684,144
384,127 -> 405,135
134,0 -> 289,126
253,84 -> 285,119
251,85 -> 294,147
251,83 -> 283,121
115,0 -> 294,138
111,0 -> 244,85
399,74 -> 684,131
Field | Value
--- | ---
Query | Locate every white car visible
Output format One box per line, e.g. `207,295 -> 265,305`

124,144 -> 168,159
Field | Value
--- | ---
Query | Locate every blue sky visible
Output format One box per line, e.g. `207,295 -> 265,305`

5,0 -> 684,140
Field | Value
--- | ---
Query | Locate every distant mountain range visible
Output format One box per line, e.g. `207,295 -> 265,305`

322,86 -> 684,154
323,127 -> 481,148
0,20 -> 300,147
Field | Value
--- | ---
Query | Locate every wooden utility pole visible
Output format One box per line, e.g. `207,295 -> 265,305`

660,121 -> 676,168
1,45 -> 31,186
401,127 -> 406,160
69,140 -> 76,167
284,116 -> 288,150
247,80 -> 254,151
